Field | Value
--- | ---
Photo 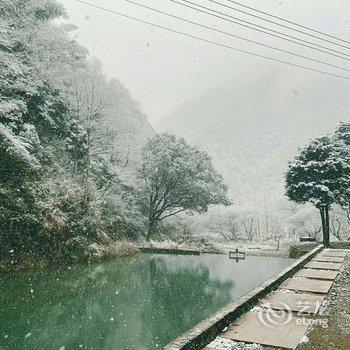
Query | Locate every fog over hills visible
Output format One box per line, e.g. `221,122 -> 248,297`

157,68 -> 350,211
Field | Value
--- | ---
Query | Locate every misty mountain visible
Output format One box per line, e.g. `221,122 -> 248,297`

157,68 -> 350,210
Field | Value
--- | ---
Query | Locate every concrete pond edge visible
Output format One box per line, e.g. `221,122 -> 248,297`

164,244 -> 324,350
137,247 -> 201,255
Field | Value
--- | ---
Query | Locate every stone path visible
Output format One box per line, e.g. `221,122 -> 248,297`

294,268 -> 338,280
221,311 -> 309,349
304,261 -> 343,270
206,249 -> 345,350
312,256 -> 345,263
260,291 -> 325,314
279,277 -> 333,294
318,250 -> 346,258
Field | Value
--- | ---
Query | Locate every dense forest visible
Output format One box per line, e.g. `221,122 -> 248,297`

0,0 -> 151,268
0,0 -> 229,271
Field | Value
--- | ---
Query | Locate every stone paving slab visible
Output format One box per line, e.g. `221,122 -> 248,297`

260,291 -> 325,314
294,268 -> 338,280
318,250 -> 346,258
280,277 -> 333,294
304,261 -> 343,270
312,256 -> 345,263
221,311 -> 309,349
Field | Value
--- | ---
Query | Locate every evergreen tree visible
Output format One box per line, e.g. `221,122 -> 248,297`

285,136 -> 350,246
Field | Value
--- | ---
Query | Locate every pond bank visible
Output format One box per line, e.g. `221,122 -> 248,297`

0,241 -> 140,276
2,237 -> 320,275
138,239 -> 294,258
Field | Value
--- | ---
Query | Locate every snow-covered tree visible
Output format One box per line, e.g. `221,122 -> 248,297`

285,136 -> 350,246
335,121 -> 350,145
334,122 -> 350,229
139,133 -> 231,240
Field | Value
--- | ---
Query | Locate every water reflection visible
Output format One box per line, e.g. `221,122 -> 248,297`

0,254 -> 293,349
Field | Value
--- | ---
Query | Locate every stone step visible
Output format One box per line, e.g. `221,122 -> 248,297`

221,310 -> 309,349
318,250 -> 346,258
312,256 -> 345,263
294,268 -> 338,281
304,261 -> 343,271
279,277 -> 333,294
260,291 -> 325,314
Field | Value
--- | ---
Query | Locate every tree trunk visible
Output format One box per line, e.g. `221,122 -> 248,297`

275,239 -> 280,251
324,206 -> 330,247
147,222 -> 155,242
319,206 -> 330,247
264,203 -> 269,235
84,130 -> 91,206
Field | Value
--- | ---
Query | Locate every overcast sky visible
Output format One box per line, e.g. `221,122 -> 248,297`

59,0 -> 350,124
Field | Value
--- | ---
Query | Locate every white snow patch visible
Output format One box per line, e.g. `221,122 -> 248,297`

209,337 -> 263,350
274,288 -> 294,294
300,334 -> 309,344
0,124 -> 36,165
250,306 -> 264,312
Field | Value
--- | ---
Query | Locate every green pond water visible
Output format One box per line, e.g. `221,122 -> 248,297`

0,253 -> 294,350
